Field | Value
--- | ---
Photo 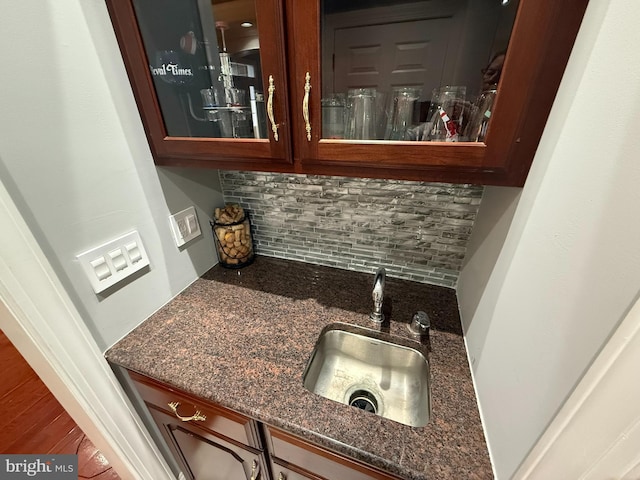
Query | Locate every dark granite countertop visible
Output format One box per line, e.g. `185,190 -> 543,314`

106,257 -> 492,479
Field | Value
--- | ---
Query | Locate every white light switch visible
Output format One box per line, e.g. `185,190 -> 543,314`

125,241 -> 142,263
186,214 -> 198,234
90,257 -> 111,281
77,231 -> 150,294
109,249 -> 127,271
169,206 -> 202,247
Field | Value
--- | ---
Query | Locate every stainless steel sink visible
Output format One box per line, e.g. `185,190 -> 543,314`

302,324 -> 431,427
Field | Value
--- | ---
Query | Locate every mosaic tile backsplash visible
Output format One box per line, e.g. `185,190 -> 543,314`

219,171 -> 483,287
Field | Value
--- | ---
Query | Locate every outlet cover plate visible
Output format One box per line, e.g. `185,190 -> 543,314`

76,231 -> 150,294
169,206 -> 201,247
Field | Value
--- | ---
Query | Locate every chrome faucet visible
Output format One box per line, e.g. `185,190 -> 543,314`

369,267 -> 386,323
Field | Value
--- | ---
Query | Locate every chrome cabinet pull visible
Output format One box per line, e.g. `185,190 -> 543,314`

250,460 -> 259,480
302,72 -> 312,141
167,402 -> 206,422
278,473 -> 285,480
267,75 -> 279,141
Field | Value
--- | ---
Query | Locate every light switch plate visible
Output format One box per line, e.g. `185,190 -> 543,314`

76,231 -> 150,294
169,206 -> 202,247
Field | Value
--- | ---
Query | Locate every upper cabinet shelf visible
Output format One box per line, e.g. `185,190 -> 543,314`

106,0 -> 588,186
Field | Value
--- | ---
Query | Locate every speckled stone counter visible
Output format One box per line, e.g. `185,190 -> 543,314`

106,257 -> 492,479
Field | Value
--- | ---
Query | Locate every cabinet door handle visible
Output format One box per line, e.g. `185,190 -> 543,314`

302,72 -> 312,141
167,402 -> 207,422
278,473 -> 286,480
267,75 -> 279,141
250,460 -> 259,480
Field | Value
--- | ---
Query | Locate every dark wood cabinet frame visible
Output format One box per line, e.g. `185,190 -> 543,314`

106,0 -> 588,186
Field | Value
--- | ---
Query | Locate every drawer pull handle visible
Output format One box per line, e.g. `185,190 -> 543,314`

251,460 -> 259,480
303,72 -> 312,141
167,402 -> 206,422
267,75 -> 279,141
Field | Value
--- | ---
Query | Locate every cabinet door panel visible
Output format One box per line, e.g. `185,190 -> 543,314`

106,0 -> 291,167
150,405 -> 265,480
288,0 -> 589,186
321,0 -> 511,144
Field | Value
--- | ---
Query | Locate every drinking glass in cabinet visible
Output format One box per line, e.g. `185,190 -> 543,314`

464,88 -> 497,142
321,94 -> 346,139
131,0 -> 267,139
344,88 -> 378,140
384,87 -> 422,141
428,85 -> 467,142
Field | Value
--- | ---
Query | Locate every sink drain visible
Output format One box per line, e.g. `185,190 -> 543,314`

348,390 -> 378,414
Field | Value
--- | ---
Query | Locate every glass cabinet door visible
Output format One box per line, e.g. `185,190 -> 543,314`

319,0 -> 519,144
285,0 -> 586,185
107,0 -> 291,166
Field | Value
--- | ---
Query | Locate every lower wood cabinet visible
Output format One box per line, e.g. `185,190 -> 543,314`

129,371 -> 267,480
265,427 -> 399,480
128,371 -> 400,480
147,405 -> 265,480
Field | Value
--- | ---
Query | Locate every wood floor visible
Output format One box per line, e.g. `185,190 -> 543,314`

0,329 -> 122,479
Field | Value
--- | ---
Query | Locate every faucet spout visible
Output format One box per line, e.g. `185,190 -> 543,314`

369,267 -> 386,323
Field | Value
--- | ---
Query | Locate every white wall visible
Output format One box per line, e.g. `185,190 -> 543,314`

458,1 -> 640,478
0,0 -> 224,350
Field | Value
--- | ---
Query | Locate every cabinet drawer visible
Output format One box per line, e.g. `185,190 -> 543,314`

270,459 -> 318,480
129,371 -> 259,449
266,427 -> 400,480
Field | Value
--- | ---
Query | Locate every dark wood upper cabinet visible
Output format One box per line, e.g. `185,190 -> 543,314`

106,0 -> 292,170
106,0 -> 588,186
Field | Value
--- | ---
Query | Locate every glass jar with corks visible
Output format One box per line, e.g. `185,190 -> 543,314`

210,203 -> 255,268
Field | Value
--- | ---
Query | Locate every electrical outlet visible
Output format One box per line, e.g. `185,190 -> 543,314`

169,206 -> 202,247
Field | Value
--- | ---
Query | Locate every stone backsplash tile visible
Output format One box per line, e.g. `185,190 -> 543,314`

219,171 -> 483,287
